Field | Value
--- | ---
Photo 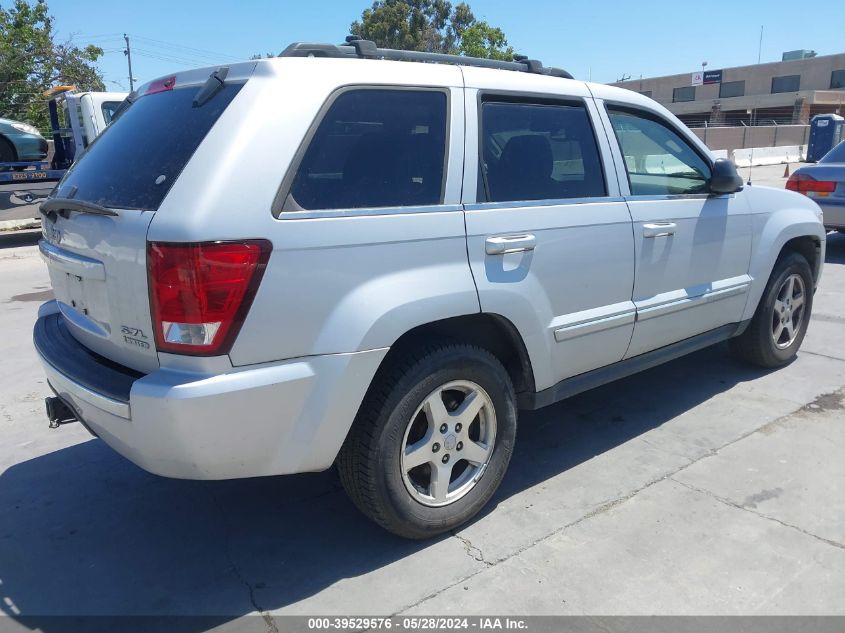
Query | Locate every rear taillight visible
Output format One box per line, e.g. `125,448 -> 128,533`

148,240 -> 271,355
786,173 -> 837,196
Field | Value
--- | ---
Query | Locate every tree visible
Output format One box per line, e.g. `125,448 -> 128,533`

350,0 -> 513,60
0,0 -> 105,133
458,21 -> 513,61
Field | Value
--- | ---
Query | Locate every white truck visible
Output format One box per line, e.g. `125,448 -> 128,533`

57,88 -> 127,151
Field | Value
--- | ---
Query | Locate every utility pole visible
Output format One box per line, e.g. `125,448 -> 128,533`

124,33 -> 135,91
757,26 -> 763,64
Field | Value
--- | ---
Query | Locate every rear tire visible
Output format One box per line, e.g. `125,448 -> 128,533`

337,343 -> 517,539
730,252 -> 814,368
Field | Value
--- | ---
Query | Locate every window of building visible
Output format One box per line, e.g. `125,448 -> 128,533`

831,70 -> 845,89
639,90 -> 652,98
287,89 -> 448,211
479,101 -> 606,203
771,75 -> 800,93
719,80 -> 745,98
672,86 -> 696,102
607,107 -> 711,196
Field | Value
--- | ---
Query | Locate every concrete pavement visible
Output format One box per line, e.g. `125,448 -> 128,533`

0,225 -> 843,627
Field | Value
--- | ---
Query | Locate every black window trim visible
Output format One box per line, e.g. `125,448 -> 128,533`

272,84 -> 452,219
604,102 -> 716,199
831,69 -> 845,90
473,90 -> 610,207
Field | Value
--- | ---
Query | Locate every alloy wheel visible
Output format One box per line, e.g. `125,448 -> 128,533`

400,380 -> 497,508
772,273 -> 806,349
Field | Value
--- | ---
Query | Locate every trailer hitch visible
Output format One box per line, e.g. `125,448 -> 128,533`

45,396 -> 78,429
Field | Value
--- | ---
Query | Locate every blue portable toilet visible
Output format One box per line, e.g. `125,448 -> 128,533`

807,114 -> 844,162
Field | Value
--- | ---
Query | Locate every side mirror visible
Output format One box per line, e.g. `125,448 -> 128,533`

708,158 -> 744,194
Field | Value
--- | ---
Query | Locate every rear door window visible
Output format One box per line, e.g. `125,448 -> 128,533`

56,82 -> 243,211
479,101 -> 607,203
285,89 -> 448,211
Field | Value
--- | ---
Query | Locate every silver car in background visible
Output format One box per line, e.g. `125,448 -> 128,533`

788,140 -> 845,231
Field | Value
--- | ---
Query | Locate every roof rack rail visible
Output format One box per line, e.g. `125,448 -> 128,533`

279,37 -> 574,80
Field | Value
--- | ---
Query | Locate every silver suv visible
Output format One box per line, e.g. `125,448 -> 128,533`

34,41 -> 826,538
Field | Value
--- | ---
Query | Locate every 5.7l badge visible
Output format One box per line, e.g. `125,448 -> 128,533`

121,325 -> 150,349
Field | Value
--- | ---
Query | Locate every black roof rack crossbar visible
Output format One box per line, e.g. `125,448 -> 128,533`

279,39 -> 574,80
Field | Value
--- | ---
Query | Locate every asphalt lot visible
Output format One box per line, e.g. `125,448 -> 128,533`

0,182 -> 50,225
1,170 -> 843,628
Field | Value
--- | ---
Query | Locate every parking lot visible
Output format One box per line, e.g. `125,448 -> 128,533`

1,169 -> 844,627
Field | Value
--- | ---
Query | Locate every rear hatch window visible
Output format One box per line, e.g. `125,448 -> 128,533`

56,82 -> 243,211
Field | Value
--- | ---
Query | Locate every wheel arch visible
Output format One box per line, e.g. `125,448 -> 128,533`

369,313 -> 536,401
741,188 -> 826,322
779,234 -> 823,284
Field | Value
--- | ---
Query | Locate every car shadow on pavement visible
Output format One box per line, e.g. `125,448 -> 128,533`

0,342 -> 773,627
0,229 -> 40,250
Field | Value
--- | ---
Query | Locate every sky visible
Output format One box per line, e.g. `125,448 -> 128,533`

47,0 -> 845,92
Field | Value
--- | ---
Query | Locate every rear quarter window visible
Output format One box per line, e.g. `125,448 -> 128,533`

284,89 -> 448,212
56,83 -> 243,211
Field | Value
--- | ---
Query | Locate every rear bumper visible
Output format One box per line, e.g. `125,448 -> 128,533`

34,308 -> 387,480
818,198 -> 845,229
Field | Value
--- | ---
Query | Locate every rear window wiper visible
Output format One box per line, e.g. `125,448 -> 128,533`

40,197 -> 119,221
193,66 -> 229,108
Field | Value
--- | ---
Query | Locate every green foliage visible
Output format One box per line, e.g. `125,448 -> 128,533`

458,21 -> 513,61
350,0 -> 513,60
0,0 -> 105,133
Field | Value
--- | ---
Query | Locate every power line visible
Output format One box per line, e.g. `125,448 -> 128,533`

68,31 -> 242,63
127,34 -> 241,62
131,47 -> 215,63
73,32 -> 123,39
131,49 -> 214,67
101,45 -> 240,68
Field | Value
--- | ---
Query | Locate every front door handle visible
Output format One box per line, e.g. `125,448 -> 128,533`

485,234 -> 536,255
643,222 -> 677,238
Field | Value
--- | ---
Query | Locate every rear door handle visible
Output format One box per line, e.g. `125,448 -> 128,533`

643,222 -> 677,238
485,234 -> 536,255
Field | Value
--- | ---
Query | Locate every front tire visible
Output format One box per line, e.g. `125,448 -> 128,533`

337,343 -> 517,539
730,252 -> 814,368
